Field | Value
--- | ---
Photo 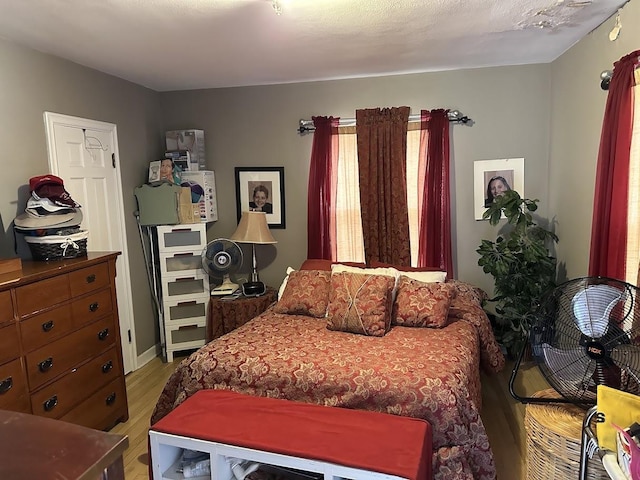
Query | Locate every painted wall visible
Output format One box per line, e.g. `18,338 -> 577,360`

2,0 -> 636,363
160,64 -> 552,295
0,38 -> 162,356
549,1 -> 640,282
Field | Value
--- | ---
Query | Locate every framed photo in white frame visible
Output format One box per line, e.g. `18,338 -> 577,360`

473,158 -> 524,220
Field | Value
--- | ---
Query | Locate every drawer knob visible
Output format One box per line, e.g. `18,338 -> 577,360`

89,302 -> 99,312
86,274 -> 96,283
42,320 -> 55,332
38,357 -> 54,372
97,328 -> 109,341
105,392 -> 117,405
0,377 -> 13,394
101,360 -> 113,373
43,395 -> 58,412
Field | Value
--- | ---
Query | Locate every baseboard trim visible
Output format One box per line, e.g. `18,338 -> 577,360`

136,343 -> 161,369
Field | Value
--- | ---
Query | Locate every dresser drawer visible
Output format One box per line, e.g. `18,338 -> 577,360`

19,304 -> 73,353
68,262 -> 110,297
0,290 -> 14,325
15,275 -> 70,317
157,224 -> 206,253
0,358 -> 30,413
26,315 -> 116,391
30,348 -> 121,420
164,296 -> 208,326
167,323 -> 207,350
0,323 -> 20,365
161,271 -> 209,302
71,287 -> 114,327
60,377 -> 127,431
159,250 -> 203,276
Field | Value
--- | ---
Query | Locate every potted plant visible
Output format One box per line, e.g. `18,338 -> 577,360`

476,190 -> 558,357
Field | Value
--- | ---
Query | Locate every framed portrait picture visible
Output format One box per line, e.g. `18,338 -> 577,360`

235,167 -> 286,228
473,158 -> 524,220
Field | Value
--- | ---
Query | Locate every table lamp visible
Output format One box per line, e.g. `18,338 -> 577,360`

230,211 -> 277,296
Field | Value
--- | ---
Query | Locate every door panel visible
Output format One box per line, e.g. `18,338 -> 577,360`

44,112 -> 136,374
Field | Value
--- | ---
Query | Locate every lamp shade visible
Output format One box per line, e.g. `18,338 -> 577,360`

230,211 -> 277,244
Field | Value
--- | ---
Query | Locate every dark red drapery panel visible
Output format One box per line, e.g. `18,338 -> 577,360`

355,107 -> 411,266
589,51 -> 639,279
307,116 -> 339,260
417,109 -> 453,277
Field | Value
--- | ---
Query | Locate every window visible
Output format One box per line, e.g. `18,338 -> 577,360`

333,127 -> 423,265
625,80 -> 640,285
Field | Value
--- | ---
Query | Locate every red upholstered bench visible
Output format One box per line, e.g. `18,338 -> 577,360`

150,389 -> 432,480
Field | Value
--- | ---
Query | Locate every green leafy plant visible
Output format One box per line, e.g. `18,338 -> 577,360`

476,190 -> 558,356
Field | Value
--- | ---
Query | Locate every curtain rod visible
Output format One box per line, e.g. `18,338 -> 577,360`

297,109 -> 472,135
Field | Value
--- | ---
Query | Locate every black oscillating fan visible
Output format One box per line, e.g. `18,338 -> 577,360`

510,277 -> 640,405
201,238 -> 243,296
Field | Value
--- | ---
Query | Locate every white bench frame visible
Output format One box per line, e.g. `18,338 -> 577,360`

149,429 -> 408,480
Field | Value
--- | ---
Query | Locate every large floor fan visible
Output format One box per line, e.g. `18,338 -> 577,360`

510,277 -> 640,405
202,238 -> 243,296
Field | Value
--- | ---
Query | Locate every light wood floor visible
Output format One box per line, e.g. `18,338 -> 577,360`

110,354 -> 551,480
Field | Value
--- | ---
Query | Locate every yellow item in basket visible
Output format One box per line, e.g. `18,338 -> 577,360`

597,384 -> 640,451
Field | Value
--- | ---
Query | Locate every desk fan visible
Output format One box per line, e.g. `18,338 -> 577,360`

201,238 -> 243,296
510,277 -> 640,405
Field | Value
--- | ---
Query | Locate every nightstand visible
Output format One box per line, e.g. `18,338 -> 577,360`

206,288 -> 277,342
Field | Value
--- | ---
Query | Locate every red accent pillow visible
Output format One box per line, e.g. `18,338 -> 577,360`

392,276 -> 456,328
301,259 -> 367,271
273,270 -> 332,318
326,272 -> 394,336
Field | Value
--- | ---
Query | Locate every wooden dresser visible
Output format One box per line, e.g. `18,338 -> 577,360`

0,252 -> 129,431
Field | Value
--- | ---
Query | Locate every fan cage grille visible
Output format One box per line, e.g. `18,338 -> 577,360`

201,238 -> 244,279
530,276 -> 640,404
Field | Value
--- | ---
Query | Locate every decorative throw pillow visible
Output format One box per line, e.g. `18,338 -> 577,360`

273,270 -> 332,318
331,263 -> 400,298
446,279 -> 489,319
392,276 -> 456,328
326,272 -> 395,336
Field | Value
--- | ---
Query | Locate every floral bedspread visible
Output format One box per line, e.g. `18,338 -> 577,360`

152,309 -> 504,480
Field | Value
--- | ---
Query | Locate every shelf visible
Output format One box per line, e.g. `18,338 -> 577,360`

150,431 -> 408,480
162,456 -> 210,480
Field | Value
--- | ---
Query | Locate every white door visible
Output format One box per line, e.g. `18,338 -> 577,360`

43,112 -> 136,374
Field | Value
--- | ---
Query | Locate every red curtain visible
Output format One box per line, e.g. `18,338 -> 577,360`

589,51 -> 639,279
307,116 -> 339,260
355,107 -> 411,266
417,109 -> 453,277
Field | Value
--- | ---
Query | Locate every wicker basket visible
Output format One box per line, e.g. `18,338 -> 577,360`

25,230 -> 88,261
525,389 -> 609,480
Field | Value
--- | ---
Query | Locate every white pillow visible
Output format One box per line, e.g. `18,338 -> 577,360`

330,264 -> 398,278
277,267 -> 296,300
400,270 -> 447,283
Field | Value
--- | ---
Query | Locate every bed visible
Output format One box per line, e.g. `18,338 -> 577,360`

151,261 -> 505,480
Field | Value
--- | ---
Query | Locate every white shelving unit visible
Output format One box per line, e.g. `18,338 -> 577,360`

157,224 -> 209,362
149,431 -> 408,480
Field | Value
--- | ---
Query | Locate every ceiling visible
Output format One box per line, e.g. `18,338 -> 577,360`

0,0 -> 628,92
